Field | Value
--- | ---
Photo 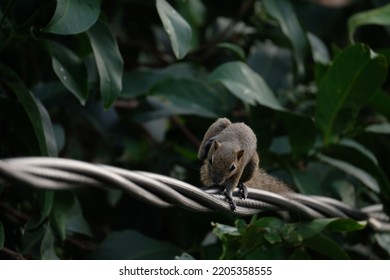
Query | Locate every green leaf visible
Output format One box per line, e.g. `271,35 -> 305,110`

121,63 -> 208,99
307,32 -> 330,64
318,154 -> 380,192
213,218 -> 300,259
263,0 -> 309,77
295,218 -> 366,239
50,191 -> 75,241
87,20 -> 124,109
144,79 -> 219,119
375,233 -> 390,256
35,190 -> 54,229
22,225 -> 47,259
66,196 -> 92,237
269,136 -> 291,155
44,40 -> 88,105
93,230 -> 181,259
217,43 -> 246,61
295,218 -> 337,239
287,162 -> 332,195
248,41 -> 293,92
213,223 -> 240,238
365,123 -> 390,134
42,0 -> 100,35
175,0 -> 206,48
0,222 -> 4,249
175,252 -> 196,260
368,89 -> 390,119
326,218 -> 366,232
303,234 -> 350,259
348,3 -> 390,42
315,44 -> 387,144
41,225 -> 60,260
0,64 -> 58,156
279,111 -> 317,156
121,70 -> 167,98
53,124 -> 66,152
320,143 -> 390,201
176,0 -> 207,27
156,0 -> 192,59
209,61 -> 284,110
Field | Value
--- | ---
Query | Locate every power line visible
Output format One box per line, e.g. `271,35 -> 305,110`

0,157 -> 389,232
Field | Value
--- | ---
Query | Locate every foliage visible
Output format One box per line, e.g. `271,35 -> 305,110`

213,217 -> 366,259
1,0 -> 390,260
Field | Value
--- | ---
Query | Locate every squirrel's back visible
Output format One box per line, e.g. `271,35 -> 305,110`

215,122 -> 257,152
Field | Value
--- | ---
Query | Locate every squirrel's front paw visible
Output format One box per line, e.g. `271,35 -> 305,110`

238,183 -> 248,199
223,189 -> 237,211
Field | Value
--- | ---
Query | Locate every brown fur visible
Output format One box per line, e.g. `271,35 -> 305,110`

199,118 -> 292,210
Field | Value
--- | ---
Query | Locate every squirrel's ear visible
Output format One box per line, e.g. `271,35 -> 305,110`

214,140 -> 221,150
236,150 -> 244,161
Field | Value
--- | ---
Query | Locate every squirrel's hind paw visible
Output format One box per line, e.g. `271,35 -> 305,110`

223,189 -> 237,211
238,183 -> 248,199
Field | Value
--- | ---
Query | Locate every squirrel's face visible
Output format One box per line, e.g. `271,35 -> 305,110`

207,141 -> 244,185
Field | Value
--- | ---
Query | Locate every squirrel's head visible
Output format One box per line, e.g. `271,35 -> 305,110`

207,140 -> 244,185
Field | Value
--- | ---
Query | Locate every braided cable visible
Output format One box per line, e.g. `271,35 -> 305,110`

0,157 -> 389,232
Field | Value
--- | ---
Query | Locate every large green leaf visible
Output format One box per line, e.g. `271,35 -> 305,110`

42,0 -> 100,35
45,40 -> 88,105
0,222 -> 4,249
279,111 -> 317,156
0,64 -> 57,156
121,70 -> 167,99
93,230 -> 181,259
303,234 -> 350,259
318,154 -> 380,192
315,44 -> 387,144
175,0 -> 206,48
287,162 -> 332,195
320,143 -> 390,200
247,41 -> 292,92
87,21 -> 124,109
295,218 -> 337,239
209,61 -> 284,110
146,79 -> 219,118
121,63 -> 207,99
326,218 -> 366,232
156,0 -> 192,59
348,3 -> 390,42
295,218 -> 365,239
263,0 -> 309,77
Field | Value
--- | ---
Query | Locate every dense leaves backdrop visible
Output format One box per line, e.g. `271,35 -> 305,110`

1,0 -> 390,259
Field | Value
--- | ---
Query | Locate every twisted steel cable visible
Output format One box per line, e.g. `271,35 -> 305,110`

1,157 -> 390,232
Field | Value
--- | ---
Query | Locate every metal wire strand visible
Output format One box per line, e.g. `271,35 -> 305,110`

1,157 -> 390,232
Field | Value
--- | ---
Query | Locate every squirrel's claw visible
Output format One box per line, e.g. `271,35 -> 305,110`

238,183 -> 248,199
223,189 -> 237,211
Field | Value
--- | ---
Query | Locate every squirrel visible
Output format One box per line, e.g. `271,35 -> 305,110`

198,117 -> 291,211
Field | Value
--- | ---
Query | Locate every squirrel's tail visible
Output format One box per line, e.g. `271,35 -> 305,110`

246,169 -> 292,193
